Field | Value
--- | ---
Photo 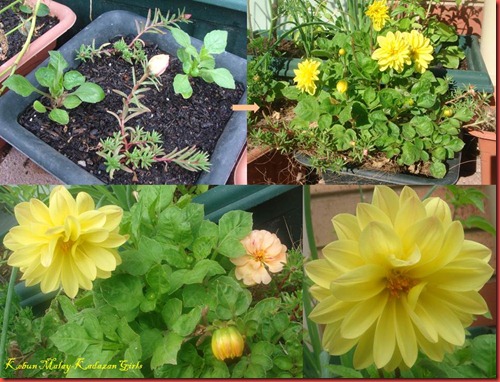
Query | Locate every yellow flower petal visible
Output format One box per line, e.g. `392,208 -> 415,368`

332,264 -> 387,301
341,292 -> 388,339
356,203 -> 392,230
394,300 -> 418,367
322,240 -> 363,272
373,298 -> 396,368
332,213 -> 361,241
372,185 -> 400,224
309,296 -> 353,324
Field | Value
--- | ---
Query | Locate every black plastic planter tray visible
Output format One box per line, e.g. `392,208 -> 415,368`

252,35 -> 493,93
0,10 -> 247,185
295,152 -> 461,185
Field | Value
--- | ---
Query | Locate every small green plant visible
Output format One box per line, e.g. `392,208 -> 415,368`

170,29 -> 235,99
98,56 -> 210,179
3,51 -> 105,125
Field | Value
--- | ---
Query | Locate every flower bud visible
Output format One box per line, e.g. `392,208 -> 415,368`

336,79 -> 348,94
339,48 -> 346,56
443,108 -> 453,117
211,326 -> 244,361
147,54 -> 170,77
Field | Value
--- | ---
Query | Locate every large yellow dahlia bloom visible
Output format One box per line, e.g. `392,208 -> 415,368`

403,30 -> 434,73
293,59 -> 321,95
305,186 -> 493,370
365,0 -> 390,32
371,31 -> 411,73
4,186 -> 127,298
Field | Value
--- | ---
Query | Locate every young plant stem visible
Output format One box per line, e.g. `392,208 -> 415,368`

0,267 -> 19,377
0,0 -> 41,93
128,13 -> 190,49
0,0 -> 21,16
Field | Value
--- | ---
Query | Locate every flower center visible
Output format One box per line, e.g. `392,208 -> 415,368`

253,249 -> 265,263
386,270 -> 417,298
60,239 -> 75,254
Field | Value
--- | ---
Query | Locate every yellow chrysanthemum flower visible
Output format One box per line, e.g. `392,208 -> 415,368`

402,30 -> 434,73
371,31 -> 411,72
365,0 -> 390,31
231,230 -> 287,286
293,59 -> 321,95
4,186 -> 128,298
211,326 -> 245,361
305,186 -> 493,371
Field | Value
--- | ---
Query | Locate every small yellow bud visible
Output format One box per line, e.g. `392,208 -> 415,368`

147,54 -> 170,77
443,108 -> 453,117
211,326 -> 244,361
336,80 -> 348,94
350,140 -> 356,146
339,48 -> 346,56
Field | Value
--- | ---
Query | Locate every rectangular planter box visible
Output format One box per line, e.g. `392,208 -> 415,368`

295,152 -> 462,185
0,0 -> 76,84
0,10 -> 247,185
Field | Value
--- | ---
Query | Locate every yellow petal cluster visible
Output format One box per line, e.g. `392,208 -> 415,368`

4,186 -> 128,298
371,31 -> 411,72
231,230 -> 287,286
403,30 -> 434,73
305,186 -> 493,370
372,30 -> 434,73
293,59 -> 321,95
211,326 -> 245,361
336,80 -> 348,94
365,0 -> 390,31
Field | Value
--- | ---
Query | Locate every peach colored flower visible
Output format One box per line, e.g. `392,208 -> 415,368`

231,230 -> 287,286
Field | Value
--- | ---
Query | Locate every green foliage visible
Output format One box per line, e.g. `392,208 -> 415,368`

3,186 -> 302,378
170,29 -> 235,99
3,51 -> 105,125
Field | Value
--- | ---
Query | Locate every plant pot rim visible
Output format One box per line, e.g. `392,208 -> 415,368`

0,10 -> 247,185
0,0 -> 77,83
294,152 -> 462,185
468,129 -> 497,140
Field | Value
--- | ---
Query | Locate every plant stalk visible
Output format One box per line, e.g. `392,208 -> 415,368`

0,267 -> 19,377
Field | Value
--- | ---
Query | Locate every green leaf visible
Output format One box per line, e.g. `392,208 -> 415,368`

63,70 -> 86,90
411,116 -> 435,137
430,161 -> 447,179
3,74 -> 37,96
417,93 -> 436,108
173,73 -> 193,98
50,323 -> 99,356
250,354 -> 273,371
62,95 -> 82,109
213,276 -> 251,320
185,259 -> 225,284
191,220 -> 218,260
35,67 -> 56,88
338,104 -> 352,125
151,332 -> 183,369
146,264 -> 171,294
162,298 -> 183,329
172,306 -> 202,336
202,68 -> 235,89
49,108 -> 69,125
170,28 -> 191,48
48,51 -> 68,74
140,328 -> 163,360
328,364 -> 363,378
244,364 -> 266,378
217,210 -> 252,258
294,97 -> 320,122
119,237 -> 163,276
274,355 -> 293,370
462,216 -> 496,235
203,30 -> 228,54
73,82 -> 105,103
33,100 -> 47,113
99,274 -> 143,311
454,106 -> 474,122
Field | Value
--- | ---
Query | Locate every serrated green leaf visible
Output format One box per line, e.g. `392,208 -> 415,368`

203,30 -> 228,54
203,67 -> 235,89
430,161 -> 447,179
162,298 -> 182,329
217,210 -> 252,258
172,306 -> 202,336
146,264 -> 171,294
151,332 -> 183,369
170,28 -> 191,48
99,274 -> 143,311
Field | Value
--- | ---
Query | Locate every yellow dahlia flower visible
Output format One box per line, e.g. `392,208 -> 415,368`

305,186 -> 493,371
402,30 -> 434,73
365,0 -> 390,31
371,31 -> 411,73
231,230 -> 287,286
4,186 -> 127,298
211,326 -> 245,361
293,59 -> 321,95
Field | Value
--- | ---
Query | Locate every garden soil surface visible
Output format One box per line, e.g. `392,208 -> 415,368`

0,0 -> 58,64
18,42 -> 244,184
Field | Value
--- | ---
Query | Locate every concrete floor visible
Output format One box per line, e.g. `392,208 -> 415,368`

0,144 -> 484,185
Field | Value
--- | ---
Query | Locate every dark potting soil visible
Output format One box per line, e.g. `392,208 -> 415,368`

18,43 -> 244,184
0,0 -> 58,64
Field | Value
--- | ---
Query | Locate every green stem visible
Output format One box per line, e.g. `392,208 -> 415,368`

0,0 -> 41,93
0,267 -> 19,377
303,185 -> 318,260
0,0 -> 21,16
422,185 -> 438,200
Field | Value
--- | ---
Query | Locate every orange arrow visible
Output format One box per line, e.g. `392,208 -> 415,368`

232,103 -> 260,112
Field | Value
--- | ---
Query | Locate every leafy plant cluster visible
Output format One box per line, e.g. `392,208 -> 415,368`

2,186 -> 302,378
247,0 -> 491,179
4,51 -> 105,125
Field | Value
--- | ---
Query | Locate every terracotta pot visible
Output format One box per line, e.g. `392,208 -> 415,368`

233,147 -> 247,185
468,130 -> 497,185
0,0 -> 77,84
